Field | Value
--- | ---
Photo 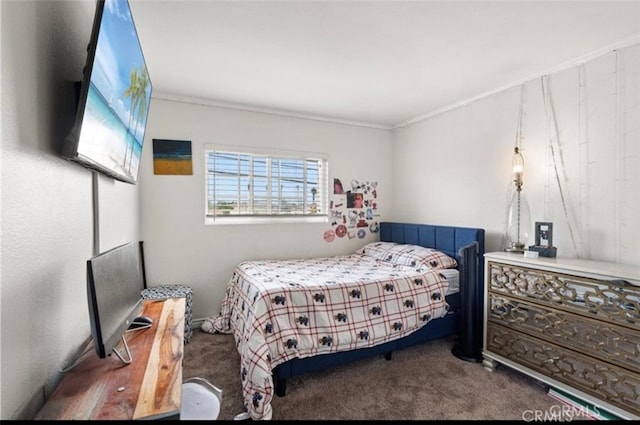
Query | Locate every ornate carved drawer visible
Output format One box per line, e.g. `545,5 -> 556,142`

482,252 -> 640,420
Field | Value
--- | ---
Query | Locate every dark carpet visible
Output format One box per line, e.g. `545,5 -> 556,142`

182,329 -> 578,421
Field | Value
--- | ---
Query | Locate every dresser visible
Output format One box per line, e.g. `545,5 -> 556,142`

482,252 -> 640,420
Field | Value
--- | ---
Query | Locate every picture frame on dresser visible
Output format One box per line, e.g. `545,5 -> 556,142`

528,222 -> 557,258
534,222 -> 553,247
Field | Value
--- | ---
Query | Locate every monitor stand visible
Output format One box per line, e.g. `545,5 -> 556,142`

112,334 -> 132,364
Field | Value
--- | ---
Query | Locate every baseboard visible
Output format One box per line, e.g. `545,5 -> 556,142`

192,317 -> 207,329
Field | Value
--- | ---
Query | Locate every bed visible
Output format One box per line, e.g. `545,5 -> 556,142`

202,222 -> 485,420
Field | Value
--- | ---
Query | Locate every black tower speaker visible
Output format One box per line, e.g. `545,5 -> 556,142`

451,242 -> 483,362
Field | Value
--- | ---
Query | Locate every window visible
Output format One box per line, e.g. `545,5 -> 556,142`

205,147 -> 328,224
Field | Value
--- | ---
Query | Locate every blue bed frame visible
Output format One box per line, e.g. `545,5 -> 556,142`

272,222 -> 486,397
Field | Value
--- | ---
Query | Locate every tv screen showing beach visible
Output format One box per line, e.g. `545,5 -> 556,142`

76,0 -> 152,184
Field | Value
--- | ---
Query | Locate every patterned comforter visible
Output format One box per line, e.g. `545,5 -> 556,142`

202,253 -> 451,420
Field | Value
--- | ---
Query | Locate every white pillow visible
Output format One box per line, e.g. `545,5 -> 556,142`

357,241 -> 457,269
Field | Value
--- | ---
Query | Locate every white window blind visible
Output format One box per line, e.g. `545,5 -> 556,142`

205,148 -> 328,223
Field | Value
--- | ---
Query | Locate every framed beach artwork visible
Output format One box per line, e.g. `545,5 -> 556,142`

152,139 -> 193,175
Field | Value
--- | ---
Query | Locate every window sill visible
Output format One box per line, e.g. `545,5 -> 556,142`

205,215 -> 329,226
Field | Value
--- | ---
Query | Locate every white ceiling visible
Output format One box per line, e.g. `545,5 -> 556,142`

129,0 -> 640,128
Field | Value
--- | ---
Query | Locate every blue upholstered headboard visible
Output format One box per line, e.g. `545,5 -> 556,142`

379,221 -> 485,288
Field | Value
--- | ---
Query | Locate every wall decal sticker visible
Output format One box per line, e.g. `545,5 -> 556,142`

323,177 -> 380,242
347,191 -> 364,208
333,178 -> 344,194
323,229 -> 336,243
348,210 -> 358,226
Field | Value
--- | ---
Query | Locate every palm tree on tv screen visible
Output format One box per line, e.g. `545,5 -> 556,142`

123,66 -> 150,173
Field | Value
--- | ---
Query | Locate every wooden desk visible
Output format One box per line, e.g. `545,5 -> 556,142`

36,298 -> 185,420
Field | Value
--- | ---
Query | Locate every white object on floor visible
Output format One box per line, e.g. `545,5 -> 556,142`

234,412 -> 251,420
180,378 -> 222,420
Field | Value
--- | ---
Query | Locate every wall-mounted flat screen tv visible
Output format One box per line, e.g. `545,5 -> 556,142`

63,0 -> 152,185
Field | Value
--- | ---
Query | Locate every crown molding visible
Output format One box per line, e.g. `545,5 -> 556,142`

151,92 -> 392,131
151,33 -> 640,133
393,33 -> 640,129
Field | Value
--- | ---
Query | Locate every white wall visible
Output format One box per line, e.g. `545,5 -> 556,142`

139,98 -> 393,322
391,44 -> 640,266
1,0 -> 141,419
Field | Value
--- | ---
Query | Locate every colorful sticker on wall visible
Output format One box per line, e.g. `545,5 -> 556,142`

333,178 -> 345,194
152,139 -> 193,175
323,229 -> 336,242
347,192 -> 364,208
324,178 -> 380,242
